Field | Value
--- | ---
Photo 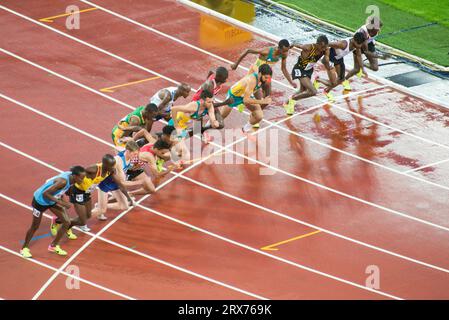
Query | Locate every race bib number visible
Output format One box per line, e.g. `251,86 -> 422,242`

294,69 -> 302,77
32,208 -> 41,218
75,194 -> 84,202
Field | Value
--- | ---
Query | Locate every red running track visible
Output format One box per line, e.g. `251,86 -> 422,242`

0,0 -> 448,299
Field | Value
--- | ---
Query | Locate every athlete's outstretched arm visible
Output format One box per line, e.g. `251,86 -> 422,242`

281,55 -> 296,88
207,106 -> 220,129
231,48 -> 267,70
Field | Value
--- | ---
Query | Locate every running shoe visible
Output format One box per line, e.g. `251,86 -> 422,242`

156,159 -> 165,172
252,123 -> 260,129
97,213 -> 108,221
357,69 -> 364,78
324,90 -> 335,103
342,80 -> 351,91
20,247 -> 32,259
50,217 -> 60,236
48,245 -> 67,256
237,104 -> 245,113
66,229 -> 78,240
78,225 -> 91,232
313,79 -> 321,89
284,99 -> 295,115
313,113 -> 321,123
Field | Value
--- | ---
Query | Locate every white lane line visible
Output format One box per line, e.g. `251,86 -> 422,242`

0,242 -> 135,300
0,93 -> 116,148
403,157 -> 449,174
0,193 -> 265,300
0,145 -> 399,300
329,102 -> 449,151
0,48 -> 135,111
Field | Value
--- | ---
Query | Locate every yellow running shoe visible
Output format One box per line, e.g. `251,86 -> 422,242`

48,245 -> 67,256
20,247 -> 32,259
356,69 -> 364,78
50,219 -> 60,237
313,79 -> 320,89
284,99 -> 295,115
252,123 -> 260,128
156,159 -> 165,173
237,104 -> 245,113
66,229 -> 78,240
342,80 -> 351,91
324,90 -> 335,103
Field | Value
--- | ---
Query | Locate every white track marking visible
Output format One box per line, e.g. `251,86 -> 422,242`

0,242 -> 135,300
329,103 -> 449,151
403,157 -> 449,174
0,193 -> 264,300
0,145 -> 400,300
0,93 -> 116,148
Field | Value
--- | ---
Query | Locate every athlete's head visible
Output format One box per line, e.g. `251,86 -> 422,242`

161,125 -> 177,143
258,63 -> 272,84
70,165 -> 86,184
153,139 -> 171,158
352,32 -> 365,49
316,35 -> 329,51
125,140 -> 140,158
178,82 -> 191,99
278,39 -> 290,54
143,103 -> 158,120
366,17 -> 383,35
200,89 -> 214,107
102,153 -> 116,172
215,67 -> 229,85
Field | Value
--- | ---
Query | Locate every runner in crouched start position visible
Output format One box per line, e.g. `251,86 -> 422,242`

21,166 -> 86,258
170,90 -> 220,137
91,141 -> 143,221
222,63 -> 272,132
125,139 -> 176,196
320,32 -> 366,101
111,103 -> 158,147
50,154 -> 117,236
284,35 -> 330,115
